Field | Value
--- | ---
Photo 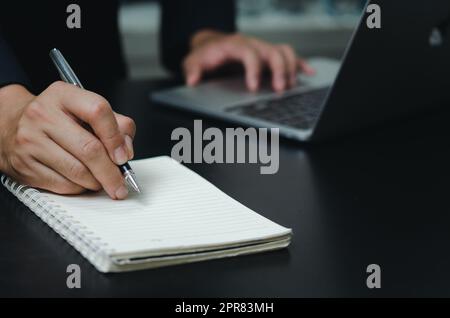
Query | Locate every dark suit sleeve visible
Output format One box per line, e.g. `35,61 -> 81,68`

0,33 -> 29,89
160,0 -> 236,74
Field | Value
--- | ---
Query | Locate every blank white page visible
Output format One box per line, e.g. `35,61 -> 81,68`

41,157 -> 291,256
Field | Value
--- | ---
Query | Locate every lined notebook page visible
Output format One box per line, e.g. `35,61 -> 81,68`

41,157 -> 291,256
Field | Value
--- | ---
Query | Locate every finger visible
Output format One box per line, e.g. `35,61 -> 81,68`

251,41 -> 288,92
29,137 -> 101,191
185,37 -> 263,91
267,48 -> 289,92
298,58 -> 316,76
183,40 -> 232,87
240,47 -> 263,92
42,81 -> 128,166
225,42 -> 262,92
43,109 -> 129,200
114,112 -> 136,159
183,56 -> 203,86
278,45 -> 298,87
26,158 -> 85,195
124,135 -> 134,159
114,112 -> 136,138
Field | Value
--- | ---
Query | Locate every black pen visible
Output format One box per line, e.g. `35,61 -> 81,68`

49,48 -> 141,193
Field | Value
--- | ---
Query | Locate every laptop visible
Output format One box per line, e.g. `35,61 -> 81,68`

152,0 -> 450,142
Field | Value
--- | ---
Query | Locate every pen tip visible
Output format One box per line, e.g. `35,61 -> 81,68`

125,174 -> 142,194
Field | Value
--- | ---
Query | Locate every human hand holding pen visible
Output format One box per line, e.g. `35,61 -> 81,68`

0,80 -> 136,200
50,48 -> 141,194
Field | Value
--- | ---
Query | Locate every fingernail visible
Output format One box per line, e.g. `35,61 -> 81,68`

187,74 -> 197,86
115,185 -> 129,200
249,77 -> 259,92
125,135 -> 134,159
114,145 -> 128,165
276,77 -> 286,92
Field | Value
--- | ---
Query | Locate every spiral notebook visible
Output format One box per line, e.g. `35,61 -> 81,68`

1,156 -> 292,273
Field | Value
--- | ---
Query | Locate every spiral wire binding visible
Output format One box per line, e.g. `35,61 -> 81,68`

1,174 -> 113,272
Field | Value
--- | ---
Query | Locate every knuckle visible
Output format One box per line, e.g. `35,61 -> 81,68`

15,126 -> 31,146
89,98 -> 111,121
227,33 -> 241,42
279,44 -> 293,51
280,45 -> 296,61
224,33 -> 245,49
286,46 -> 296,56
80,137 -> 104,161
48,80 -> 66,92
23,100 -> 46,121
268,47 -> 282,60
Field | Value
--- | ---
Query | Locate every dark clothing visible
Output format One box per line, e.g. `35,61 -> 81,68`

0,1 -> 126,93
0,0 -> 236,94
160,0 -> 236,74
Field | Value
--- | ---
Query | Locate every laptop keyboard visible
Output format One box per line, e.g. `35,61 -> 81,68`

226,87 -> 330,130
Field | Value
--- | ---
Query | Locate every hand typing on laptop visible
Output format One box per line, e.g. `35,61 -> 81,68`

184,30 -> 316,93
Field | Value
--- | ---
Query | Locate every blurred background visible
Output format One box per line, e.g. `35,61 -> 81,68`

119,0 -> 366,79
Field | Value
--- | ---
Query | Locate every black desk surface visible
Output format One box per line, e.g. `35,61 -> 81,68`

1,79 -> 449,297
